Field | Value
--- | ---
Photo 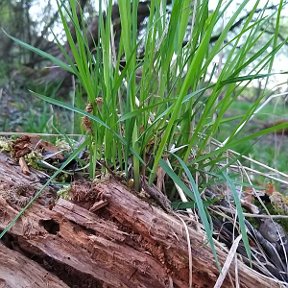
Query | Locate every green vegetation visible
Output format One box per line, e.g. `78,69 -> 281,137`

2,0 -> 288,270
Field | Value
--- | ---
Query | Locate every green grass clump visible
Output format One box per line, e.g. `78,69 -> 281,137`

3,0 -> 288,269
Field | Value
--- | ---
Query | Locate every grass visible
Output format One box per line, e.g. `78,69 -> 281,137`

2,0 -> 288,274
0,77 -> 77,134
219,98 -> 288,171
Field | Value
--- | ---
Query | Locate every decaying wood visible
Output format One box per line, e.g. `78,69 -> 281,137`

0,243 -> 69,288
0,151 -> 284,287
0,151 -> 48,188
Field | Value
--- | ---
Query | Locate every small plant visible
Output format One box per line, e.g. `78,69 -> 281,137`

3,0 -> 288,270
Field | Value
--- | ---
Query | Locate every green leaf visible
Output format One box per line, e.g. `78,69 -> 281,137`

222,172 -> 252,262
159,158 -> 221,270
2,29 -> 74,74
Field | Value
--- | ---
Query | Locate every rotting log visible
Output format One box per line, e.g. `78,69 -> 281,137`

0,151 -> 284,287
0,243 -> 69,288
0,151 -> 48,188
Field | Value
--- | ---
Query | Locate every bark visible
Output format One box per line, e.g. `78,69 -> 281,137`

0,151 -> 283,288
0,243 -> 69,288
0,151 -> 48,188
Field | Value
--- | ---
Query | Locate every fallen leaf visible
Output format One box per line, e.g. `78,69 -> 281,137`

19,156 -> 30,175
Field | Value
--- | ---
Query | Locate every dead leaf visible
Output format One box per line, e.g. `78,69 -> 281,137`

156,166 -> 166,192
265,182 -> 275,196
241,187 -> 259,214
19,156 -> 30,175
12,135 -> 32,158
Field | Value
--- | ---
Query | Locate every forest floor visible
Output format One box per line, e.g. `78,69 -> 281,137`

0,80 -> 288,287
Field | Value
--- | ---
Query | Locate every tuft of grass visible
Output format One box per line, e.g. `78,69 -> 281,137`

3,0 -> 288,269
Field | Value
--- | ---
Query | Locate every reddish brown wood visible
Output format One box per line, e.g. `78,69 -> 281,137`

0,243 -> 68,288
0,151 -> 283,287
0,151 -> 48,188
